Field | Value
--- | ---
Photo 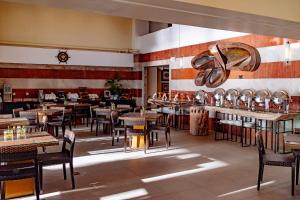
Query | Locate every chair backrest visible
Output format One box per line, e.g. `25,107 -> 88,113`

256,131 -> 265,161
0,114 -> 13,119
90,105 -> 98,118
49,106 -> 65,110
19,111 -> 38,124
74,104 -> 90,113
111,110 -> 119,125
166,114 -> 172,128
96,110 -> 110,120
117,104 -> 131,109
0,145 -> 37,163
63,109 -> 73,123
12,108 -> 24,118
62,130 -> 76,158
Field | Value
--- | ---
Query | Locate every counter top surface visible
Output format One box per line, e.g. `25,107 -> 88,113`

204,105 -> 300,121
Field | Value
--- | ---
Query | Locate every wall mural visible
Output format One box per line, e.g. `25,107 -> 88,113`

191,42 -> 261,88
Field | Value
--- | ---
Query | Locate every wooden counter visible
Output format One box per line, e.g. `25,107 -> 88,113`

204,106 -> 300,121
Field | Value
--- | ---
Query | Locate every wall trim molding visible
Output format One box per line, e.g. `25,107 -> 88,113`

0,42 -> 139,54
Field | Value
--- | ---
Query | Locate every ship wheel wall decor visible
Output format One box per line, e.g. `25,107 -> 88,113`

56,50 -> 70,64
191,42 -> 261,88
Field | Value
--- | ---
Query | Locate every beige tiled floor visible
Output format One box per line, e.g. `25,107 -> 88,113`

19,127 -> 300,200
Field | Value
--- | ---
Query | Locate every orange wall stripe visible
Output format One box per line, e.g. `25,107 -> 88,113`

137,34 -> 300,62
12,88 -> 142,99
171,60 -> 300,80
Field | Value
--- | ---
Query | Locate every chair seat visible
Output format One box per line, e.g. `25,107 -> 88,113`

97,119 -> 110,124
126,128 -> 144,136
47,121 -> 62,126
149,125 -> 167,133
0,163 -> 35,180
264,153 -> 295,167
114,125 -> 125,131
38,152 -> 70,166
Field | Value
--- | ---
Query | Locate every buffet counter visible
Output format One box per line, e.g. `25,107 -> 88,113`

204,106 -> 300,121
204,105 -> 300,153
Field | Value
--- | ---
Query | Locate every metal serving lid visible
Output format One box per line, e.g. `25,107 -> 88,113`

225,89 -> 240,102
239,89 -> 255,102
195,90 -> 207,103
272,90 -> 289,105
213,88 -> 225,100
254,89 -> 271,103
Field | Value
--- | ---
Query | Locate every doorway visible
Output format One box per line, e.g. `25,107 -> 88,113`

144,65 -> 169,105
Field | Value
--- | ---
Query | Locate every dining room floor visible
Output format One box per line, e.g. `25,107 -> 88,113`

18,126 -> 300,200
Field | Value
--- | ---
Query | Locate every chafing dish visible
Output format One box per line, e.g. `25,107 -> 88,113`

255,89 -> 271,103
254,89 -> 272,111
272,90 -> 290,113
225,89 -> 240,108
214,88 -> 225,107
272,90 -> 289,105
239,89 -> 255,110
195,90 -> 208,105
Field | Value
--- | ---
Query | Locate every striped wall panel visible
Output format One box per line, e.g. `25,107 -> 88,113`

0,63 -> 142,100
136,34 -> 300,63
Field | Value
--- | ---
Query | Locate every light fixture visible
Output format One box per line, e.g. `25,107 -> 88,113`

284,41 -> 291,64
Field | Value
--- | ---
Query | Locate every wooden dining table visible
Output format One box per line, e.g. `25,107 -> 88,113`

94,107 -> 132,114
0,131 -> 59,199
0,131 -> 59,148
119,112 -> 163,151
0,117 -> 29,128
119,112 -> 162,122
285,134 -> 300,151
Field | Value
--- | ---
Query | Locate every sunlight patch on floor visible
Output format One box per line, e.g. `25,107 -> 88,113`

44,147 -> 189,170
100,188 -> 148,200
88,147 -> 124,154
142,160 -> 228,183
165,153 -> 201,160
217,181 -> 276,197
76,136 -> 114,143
17,185 -> 107,200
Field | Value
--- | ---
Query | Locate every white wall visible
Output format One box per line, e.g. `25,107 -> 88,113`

134,24 -> 300,96
0,45 -> 134,67
134,24 -> 248,53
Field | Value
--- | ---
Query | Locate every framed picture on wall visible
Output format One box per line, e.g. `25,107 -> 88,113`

104,90 -> 111,98
162,83 -> 169,93
161,70 -> 169,81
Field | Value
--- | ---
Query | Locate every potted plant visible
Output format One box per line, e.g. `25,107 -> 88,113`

105,75 -> 123,100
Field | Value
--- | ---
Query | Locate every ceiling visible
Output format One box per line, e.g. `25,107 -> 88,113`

3,0 -> 300,39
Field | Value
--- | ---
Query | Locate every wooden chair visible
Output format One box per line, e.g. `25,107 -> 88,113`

111,110 -> 125,146
149,114 -> 171,149
95,110 -> 111,136
90,106 -> 98,133
124,118 -> 147,153
73,104 -> 90,127
256,131 -> 296,195
0,145 -> 40,200
47,109 -> 72,138
38,130 -> 76,190
19,111 -> 40,132
12,107 -> 24,118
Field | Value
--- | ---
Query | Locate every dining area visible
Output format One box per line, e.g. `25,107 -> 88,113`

1,1 -> 300,199
0,101 -> 175,199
